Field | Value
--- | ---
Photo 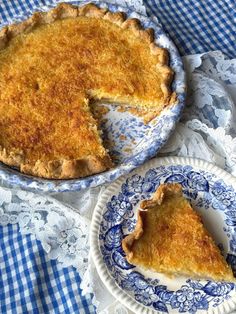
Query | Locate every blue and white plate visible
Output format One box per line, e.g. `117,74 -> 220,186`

0,1 -> 185,193
90,157 -> 236,314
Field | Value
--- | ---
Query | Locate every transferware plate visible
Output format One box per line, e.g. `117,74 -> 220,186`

91,157 -> 236,314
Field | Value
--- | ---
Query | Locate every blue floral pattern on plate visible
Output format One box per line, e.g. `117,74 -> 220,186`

97,159 -> 236,313
0,1 -> 185,192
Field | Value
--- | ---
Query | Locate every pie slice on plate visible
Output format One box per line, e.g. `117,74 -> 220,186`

0,3 -> 175,179
122,183 -> 235,281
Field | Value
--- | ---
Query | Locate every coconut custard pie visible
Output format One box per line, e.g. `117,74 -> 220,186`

122,183 -> 235,282
0,3 -> 174,179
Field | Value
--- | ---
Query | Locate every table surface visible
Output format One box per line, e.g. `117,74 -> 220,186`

0,0 -> 235,313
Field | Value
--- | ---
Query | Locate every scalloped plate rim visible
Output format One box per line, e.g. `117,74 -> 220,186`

90,156 -> 236,314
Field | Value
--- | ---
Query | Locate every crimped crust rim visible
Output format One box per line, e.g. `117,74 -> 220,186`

0,146 -> 113,179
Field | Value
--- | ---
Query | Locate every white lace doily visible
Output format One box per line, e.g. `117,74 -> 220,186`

0,187 -> 91,276
0,0 -> 236,313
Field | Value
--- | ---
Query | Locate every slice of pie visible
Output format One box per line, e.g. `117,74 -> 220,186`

122,183 -> 235,281
0,3 -> 175,179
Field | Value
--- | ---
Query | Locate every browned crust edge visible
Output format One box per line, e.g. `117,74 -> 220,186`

0,146 -> 113,179
122,183 -> 182,261
0,3 -> 174,179
121,210 -> 144,263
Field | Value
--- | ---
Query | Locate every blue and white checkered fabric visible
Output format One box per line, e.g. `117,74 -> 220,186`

144,0 -> 236,58
0,0 -> 58,22
0,224 -> 95,314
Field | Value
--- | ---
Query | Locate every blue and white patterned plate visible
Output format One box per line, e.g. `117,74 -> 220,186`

90,157 -> 236,314
0,1 -> 185,193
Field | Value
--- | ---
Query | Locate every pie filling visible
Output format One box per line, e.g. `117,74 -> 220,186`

0,6 -> 174,178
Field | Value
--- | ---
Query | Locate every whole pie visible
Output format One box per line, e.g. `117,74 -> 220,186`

0,3 -> 174,179
122,183 -> 235,281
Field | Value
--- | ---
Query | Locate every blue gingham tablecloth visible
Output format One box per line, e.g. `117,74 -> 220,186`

0,224 -> 95,314
0,1 -> 235,313
145,0 -> 236,59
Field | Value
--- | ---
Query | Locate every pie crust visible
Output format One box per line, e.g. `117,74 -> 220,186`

122,183 -> 235,282
0,3 -> 174,179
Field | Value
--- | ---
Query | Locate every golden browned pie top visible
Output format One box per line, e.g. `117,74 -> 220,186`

0,3 -> 174,179
122,183 -> 235,282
